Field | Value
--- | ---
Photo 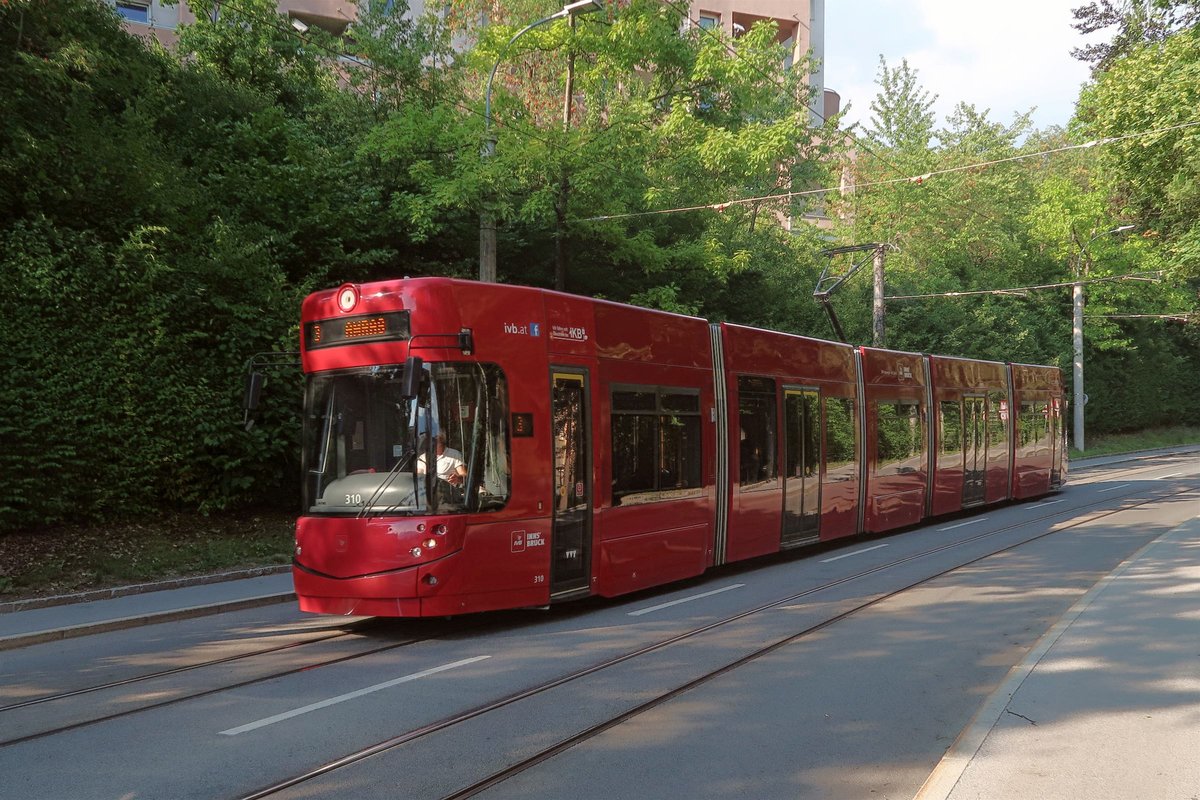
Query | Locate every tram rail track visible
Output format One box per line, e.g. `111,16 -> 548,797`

3,461 -> 1191,757
0,618 -> 491,748
0,627 -> 360,715
236,480 -> 1197,800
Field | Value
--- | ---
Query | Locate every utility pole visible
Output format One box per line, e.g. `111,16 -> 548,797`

1072,277 -> 1085,451
554,14 -> 577,292
813,243 -> 891,344
1071,224 -> 1134,452
479,136 -> 497,284
872,244 -> 886,346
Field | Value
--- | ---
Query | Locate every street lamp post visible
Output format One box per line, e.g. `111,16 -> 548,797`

479,0 -> 604,283
1072,224 -> 1135,452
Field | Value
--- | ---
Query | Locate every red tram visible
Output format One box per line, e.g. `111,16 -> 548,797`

291,278 -> 1067,617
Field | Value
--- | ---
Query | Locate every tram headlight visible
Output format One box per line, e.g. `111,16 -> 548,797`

423,538 -> 438,549
336,283 -> 359,313
434,524 -> 447,536
410,547 -> 422,557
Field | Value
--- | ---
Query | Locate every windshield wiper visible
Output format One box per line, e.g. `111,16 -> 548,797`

357,451 -> 419,518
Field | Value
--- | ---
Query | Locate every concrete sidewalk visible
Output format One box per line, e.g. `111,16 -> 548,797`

917,512 -> 1200,800
0,570 -> 295,651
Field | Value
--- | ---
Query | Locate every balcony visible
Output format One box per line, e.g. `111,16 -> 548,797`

277,0 -> 357,35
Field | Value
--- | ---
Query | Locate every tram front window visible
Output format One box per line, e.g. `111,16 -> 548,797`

302,363 -> 511,515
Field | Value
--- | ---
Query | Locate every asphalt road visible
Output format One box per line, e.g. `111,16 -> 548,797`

0,453 -> 1196,800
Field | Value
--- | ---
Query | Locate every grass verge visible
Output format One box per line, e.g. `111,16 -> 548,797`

1069,425 -> 1200,460
2,427 -> 1197,603
0,511 -> 294,601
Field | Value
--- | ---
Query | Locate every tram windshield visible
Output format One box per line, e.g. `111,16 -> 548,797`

302,362 -> 511,516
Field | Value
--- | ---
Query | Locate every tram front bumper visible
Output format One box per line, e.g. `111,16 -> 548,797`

293,562 -> 424,617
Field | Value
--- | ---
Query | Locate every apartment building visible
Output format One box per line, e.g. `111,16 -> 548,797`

112,0 -> 827,102
110,0 -> 362,45
691,0 -> 831,125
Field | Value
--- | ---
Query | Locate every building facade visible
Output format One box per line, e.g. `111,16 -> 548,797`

111,0 -> 825,97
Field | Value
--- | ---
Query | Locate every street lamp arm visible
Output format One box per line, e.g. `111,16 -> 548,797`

479,0 -> 603,284
484,15 -> 561,138
1089,224 -> 1135,246
483,0 -> 603,139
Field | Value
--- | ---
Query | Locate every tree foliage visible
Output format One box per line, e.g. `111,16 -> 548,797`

1,0 -> 1197,534
837,49 -> 1199,436
1071,0 -> 1200,73
0,0 -> 373,530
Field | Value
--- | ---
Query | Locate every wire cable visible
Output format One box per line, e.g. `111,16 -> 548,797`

884,271 -> 1165,301
581,119 -> 1200,221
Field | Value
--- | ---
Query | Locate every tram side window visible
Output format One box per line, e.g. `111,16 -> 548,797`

823,396 -> 858,483
876,400 -> 924,477
612,386 -> 702,506
738,376 -> 777,490
1018,401 -> 1050,457
987,392 -> 1010,465
940,400 -> 963,465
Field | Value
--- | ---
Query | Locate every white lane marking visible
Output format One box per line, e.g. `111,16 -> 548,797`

1157,472 -> 1184,480
938,517 -> 989,531
820,543 -> 889,563
219,656 -> 490,735
627,584 -> 745,616
1028,499 -> 1065,509
1098,483 -> 1132,493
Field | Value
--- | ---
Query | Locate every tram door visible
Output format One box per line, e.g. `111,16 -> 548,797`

549,370 -> 591,598
963,395 -> 987,506
782,388 -> 821,546
1051,399 -> 1064,486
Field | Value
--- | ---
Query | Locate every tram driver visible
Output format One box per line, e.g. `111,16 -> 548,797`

417,433 -> 467,487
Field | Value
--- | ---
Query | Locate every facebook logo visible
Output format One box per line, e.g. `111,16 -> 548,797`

530,323 -> 541,337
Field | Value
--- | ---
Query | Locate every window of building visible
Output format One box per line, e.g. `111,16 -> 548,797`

698,12 -> 719,30
116,1 -> 150,23
612,385 -> 703,505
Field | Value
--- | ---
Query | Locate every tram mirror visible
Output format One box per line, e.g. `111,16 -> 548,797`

401,356 -> 424,399
242,371 -> 264,431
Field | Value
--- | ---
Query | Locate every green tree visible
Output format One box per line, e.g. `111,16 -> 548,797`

0,0 -> 382,531
1076,26 -> 1200,277
1071,0 -> 1200,73
865,56 -> 937,156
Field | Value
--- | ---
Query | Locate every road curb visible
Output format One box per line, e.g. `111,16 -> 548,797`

0,564 -> 292,615
912,515 -> 1197,800
0,592 -> 296,652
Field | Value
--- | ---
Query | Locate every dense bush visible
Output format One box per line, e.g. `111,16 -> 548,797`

1,0 -> 1196,534
0,0 -> 345,530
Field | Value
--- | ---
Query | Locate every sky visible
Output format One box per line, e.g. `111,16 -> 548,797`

823,0 -> 1100,135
